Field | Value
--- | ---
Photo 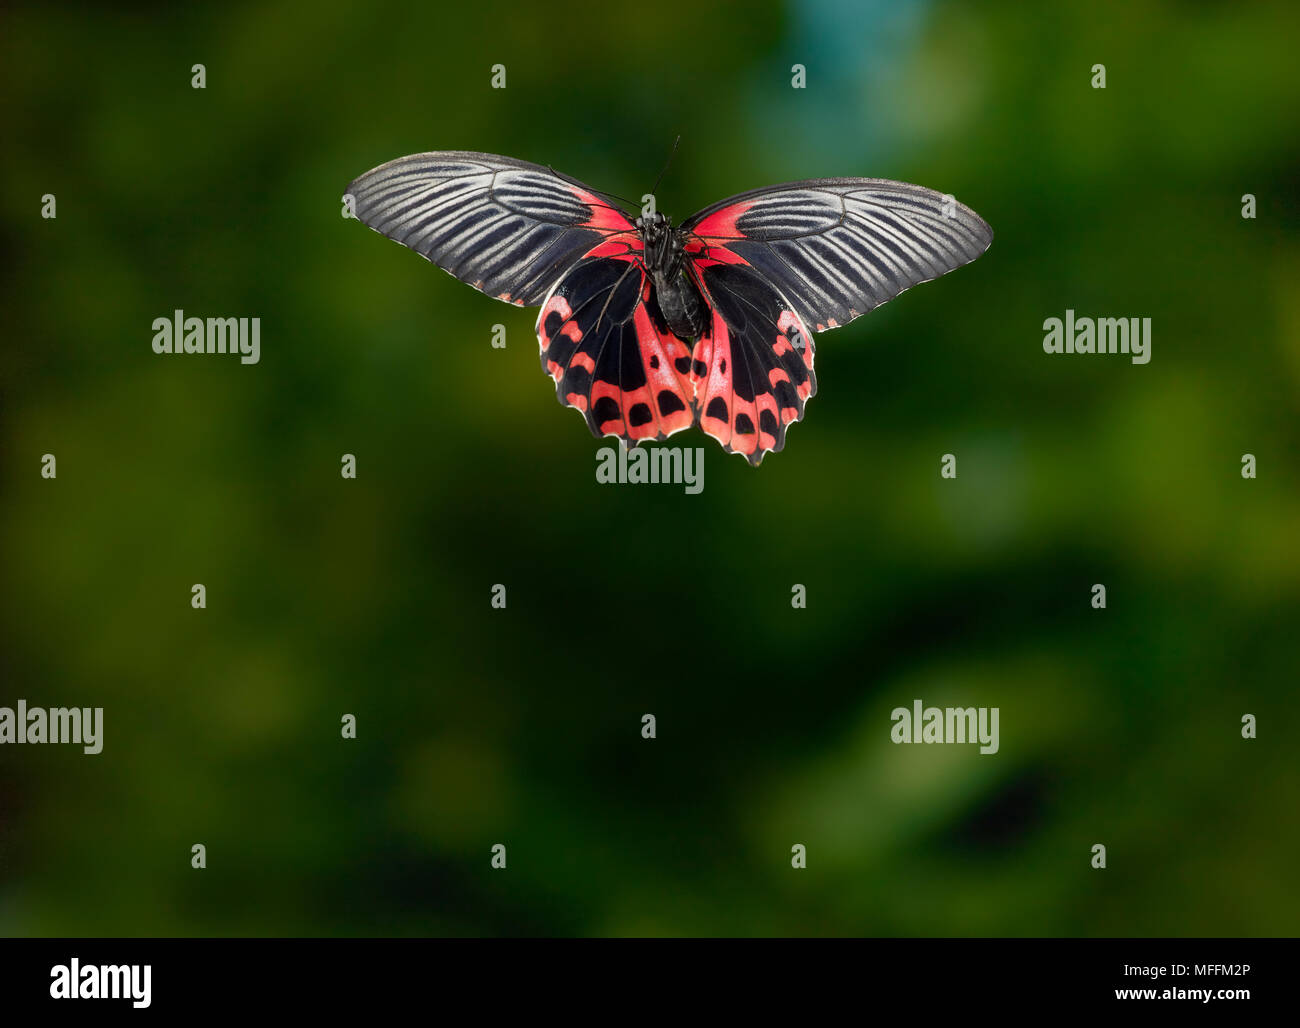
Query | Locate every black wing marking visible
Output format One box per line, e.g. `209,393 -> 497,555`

682,178 -> 992,331
687,260 -> 817,466
536,251 -> 695,446
345,151 -> 635,307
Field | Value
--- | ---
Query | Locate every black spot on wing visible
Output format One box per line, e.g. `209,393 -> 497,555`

773,379 -> 800,411
592,396 -> 621,427
560,364 -> 591,398
657,390 -> 686,415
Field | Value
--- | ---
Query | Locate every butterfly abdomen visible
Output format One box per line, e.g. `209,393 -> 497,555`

651,265 -> 708,343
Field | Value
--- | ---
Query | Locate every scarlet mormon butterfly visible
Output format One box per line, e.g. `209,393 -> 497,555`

346,151 -> 992,465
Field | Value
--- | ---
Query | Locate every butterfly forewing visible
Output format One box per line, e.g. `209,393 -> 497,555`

682,178 -> 992,332
346,151 -> 634,307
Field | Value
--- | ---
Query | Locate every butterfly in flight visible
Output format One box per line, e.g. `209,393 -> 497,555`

345,151 -> 992,464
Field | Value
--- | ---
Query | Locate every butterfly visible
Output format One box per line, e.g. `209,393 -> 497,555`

345,151 -> 992,465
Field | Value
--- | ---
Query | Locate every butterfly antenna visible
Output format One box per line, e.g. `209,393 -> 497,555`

648,135 -> 681,200
545,163 -> 639,214
599,189 -> 641,211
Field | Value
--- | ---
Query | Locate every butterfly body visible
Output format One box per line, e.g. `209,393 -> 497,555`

346,151 -> 992,464
635,211 -> 708,343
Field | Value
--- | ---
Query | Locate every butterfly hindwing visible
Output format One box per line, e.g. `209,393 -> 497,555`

536,243 -> 694,445
682,178 -> 992,332
688,256 -> 817,465
346,151 -> 634,307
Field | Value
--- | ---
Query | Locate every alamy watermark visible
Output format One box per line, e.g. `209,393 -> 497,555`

596,444 -> 704,494
0,700 -> 102,754
1043,309 -> 1151,364
50,959 -> 150,1008
152,309 -> 260,364
891,699 -> 999,755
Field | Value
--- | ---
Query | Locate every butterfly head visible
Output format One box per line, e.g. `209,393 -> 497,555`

634,210 -> 670,235
635,211 -> 687,274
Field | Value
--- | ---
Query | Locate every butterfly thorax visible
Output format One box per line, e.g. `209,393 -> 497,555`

635,211 -> 708,343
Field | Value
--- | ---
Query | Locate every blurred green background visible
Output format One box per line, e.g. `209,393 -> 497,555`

2,0 -> 1298,936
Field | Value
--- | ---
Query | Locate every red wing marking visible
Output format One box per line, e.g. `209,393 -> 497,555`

687,262 -> 818,465
686,202 -> 754,240
535,248 -> 694,447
